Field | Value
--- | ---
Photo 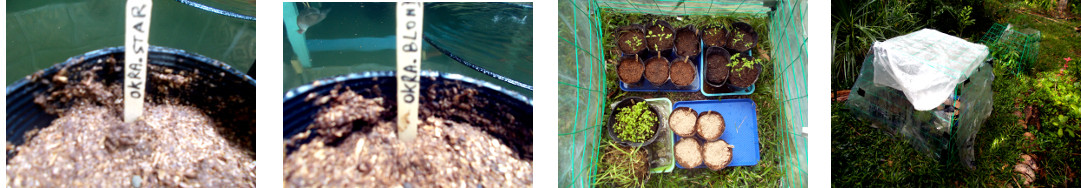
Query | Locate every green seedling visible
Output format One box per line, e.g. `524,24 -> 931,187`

613,101 -> 657,143
727,53 -> 763,76
733,31 -> 745,44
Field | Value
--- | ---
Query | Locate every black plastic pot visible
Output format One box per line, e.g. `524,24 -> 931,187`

726,61 -> 762,91
6,46 -> 257,160
605,97 -> 662,148
282,71 -> 533,160
615,24 -> 648,55
645,19 -> 675,52
617,54 -> 645,85
674,25 -> 701,57
701,25 -> 729,48
725,22 -> 759,54
704,46 -> 732,88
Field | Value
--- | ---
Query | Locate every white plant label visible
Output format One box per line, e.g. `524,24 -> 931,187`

396,2 -> 423,141
124,0 -> 152,122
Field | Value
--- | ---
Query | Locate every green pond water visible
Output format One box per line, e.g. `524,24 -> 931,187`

283,2 -> 533,98
6,0 -> 256,85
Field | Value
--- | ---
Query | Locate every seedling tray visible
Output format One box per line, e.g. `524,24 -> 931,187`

701,50 -> 755,97
619,40 -> 703,92
673,98 -> 760,169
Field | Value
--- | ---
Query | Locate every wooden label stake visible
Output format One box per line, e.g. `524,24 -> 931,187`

396,2 -> 423,141
124,0 -> 152,122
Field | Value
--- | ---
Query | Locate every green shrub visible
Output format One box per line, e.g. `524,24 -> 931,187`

614,101 -> 657,143
1027,63 -> 1081,138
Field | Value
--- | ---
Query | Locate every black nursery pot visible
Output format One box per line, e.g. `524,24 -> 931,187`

674,25 -> 701,57
704,46 -> 732,88
701,25 -> 729,48
6,46 -> 257,159
615,24 -> 648,55
645,19 -> 676,53
282,71 -> 534,160
725,22 -> 759,54
726,61 -> 763,91
605,97 -> 662,148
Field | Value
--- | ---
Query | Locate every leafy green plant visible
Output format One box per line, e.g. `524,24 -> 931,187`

1028,61 -> 1081,138
727,53 -> 763,76
951,6 -> 975,35
614,101 -> 657,143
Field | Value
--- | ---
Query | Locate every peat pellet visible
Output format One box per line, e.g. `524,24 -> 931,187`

703,139 -> 734,170
669,107 -> 698,137
675,138 -> 703,168
697,111 -> 725,141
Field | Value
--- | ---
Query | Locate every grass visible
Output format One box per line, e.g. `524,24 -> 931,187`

832,0 -> 1081,186
591,12 -> 788,187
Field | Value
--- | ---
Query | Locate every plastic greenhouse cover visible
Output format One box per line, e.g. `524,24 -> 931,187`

871,29 -> 988,111
847,49 -> 994,169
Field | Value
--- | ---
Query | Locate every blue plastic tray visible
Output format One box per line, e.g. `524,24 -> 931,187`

619,40 -> 702,92
701,50 -> 755,97
673,99 -> 760,168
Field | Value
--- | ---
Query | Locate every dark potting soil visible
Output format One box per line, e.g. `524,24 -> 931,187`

675,26 -> 700,57
617,26 -> 646,54
726,24 -> 756,53
706,53 -> 730,85
644,56 -> 669,85
645,20 -> 674,51
618,57 -> 644,84
8,60 -> 255,187
283,83 -> 532,187
670,58 -> 696,86
702,26 -> 728,47
729,63 -> 760,88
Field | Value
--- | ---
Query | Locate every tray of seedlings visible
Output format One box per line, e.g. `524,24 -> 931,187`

700,22 -> 762,97
615,20 -> 703,92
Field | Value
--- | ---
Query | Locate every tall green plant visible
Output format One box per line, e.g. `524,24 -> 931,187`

831,0 -> 923,90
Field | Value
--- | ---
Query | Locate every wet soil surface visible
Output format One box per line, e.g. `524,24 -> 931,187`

675,27 -> 700,57
618,57 -> 644,84
670,58 -> 696,86
706,52 -> 731,85
702,27 -> 728,47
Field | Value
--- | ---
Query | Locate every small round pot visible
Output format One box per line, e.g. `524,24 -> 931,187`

724,22 -> 758,54
644,19 -> 675,52
674,25 -> 701,57
605,97 -> 662,148
615,24 -> 648,55
725,58 -> 762,91
701,25 -> 729,48
669,56 -> 696,87
704,47 -> 732,88
696,111 -> 725,141
643,55 -> 670,85
617,55 -> 645,85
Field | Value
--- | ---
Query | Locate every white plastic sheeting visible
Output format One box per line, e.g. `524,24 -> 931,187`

871,29 -> 988,110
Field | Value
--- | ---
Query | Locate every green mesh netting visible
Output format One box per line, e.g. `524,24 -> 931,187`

979,23 -> 1041,75
557,0 -> 806,187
